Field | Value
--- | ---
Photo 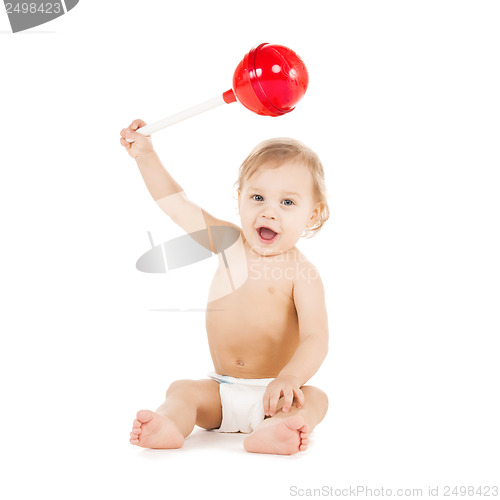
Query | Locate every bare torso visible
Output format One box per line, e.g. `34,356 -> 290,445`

205,236 -> 305,378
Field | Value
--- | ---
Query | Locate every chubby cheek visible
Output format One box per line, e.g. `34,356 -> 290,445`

280,226 -> 303,245
239,205 -> 256,233
281,213 -> 308,238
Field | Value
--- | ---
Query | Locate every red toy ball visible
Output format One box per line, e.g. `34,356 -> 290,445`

225,43 -> 309,117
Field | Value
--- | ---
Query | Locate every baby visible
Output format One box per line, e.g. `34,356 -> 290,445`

120,119 -> 330,455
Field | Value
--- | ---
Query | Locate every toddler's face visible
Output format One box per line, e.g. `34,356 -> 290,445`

238,161 -> 321,256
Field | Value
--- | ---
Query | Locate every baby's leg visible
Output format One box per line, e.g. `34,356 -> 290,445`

244,385 -> 328,455
130,379 -> 222,449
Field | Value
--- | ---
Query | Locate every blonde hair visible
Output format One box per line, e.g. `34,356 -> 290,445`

236,138 -> 329,238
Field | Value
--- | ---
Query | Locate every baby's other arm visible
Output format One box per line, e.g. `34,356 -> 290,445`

263,260 -> 329,416
120,119 -> 238,236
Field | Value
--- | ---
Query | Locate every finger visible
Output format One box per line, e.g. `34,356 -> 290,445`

263,391 -> 270,416
268,391 -> 281,416
128,125 -> 152,143
120,137 -> 132,149
294,388 -> 305,409
281,388 -> 294,413
124,128 -> 144,144
130,119 -> 147,131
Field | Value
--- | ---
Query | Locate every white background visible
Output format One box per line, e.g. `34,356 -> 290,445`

1,1 -> 499,499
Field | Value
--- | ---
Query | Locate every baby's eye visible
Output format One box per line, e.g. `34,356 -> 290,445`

282,199 -> 295,206
252,194 -> 264,202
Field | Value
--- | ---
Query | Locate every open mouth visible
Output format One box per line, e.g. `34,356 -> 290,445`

257,226 -> 279,244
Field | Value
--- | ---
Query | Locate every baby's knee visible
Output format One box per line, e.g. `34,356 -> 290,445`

302,385 -> 329,410
166,379 -> 198,397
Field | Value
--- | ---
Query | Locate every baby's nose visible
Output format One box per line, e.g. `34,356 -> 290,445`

259,205 -> 278,219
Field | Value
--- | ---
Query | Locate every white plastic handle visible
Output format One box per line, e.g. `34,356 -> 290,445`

136,94 -> 227,137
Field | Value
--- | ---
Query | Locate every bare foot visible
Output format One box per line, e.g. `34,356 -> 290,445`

130,409 -> 184,449
243,415 -> 309,455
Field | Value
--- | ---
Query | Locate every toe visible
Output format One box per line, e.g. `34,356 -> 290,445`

132,419 -> 141,429
136,409 -> 155,424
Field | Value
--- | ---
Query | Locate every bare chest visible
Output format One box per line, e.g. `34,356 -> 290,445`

205,245 -> 303,376
206,252 -> 299,339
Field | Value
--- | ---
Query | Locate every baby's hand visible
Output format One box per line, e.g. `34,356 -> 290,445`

263,375 -> 305,417
119,119 -> 154,159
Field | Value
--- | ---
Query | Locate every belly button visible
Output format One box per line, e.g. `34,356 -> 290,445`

236,360 -> 244,367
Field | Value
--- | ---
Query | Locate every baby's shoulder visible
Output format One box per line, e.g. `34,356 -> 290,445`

287,248 -> 322,280
287,246 -> 313,264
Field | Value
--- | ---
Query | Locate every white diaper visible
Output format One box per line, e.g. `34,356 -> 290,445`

208,372 -> 274,433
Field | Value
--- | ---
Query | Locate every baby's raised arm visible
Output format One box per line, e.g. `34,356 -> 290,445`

120,119 -> 236,235
120,119 -> 182,200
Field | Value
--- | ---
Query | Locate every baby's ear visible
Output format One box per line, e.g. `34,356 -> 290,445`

307,202 -> 324,228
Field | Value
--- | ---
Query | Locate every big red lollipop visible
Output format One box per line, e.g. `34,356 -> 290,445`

230,43 -> 309,116
136,43 -> 309,137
